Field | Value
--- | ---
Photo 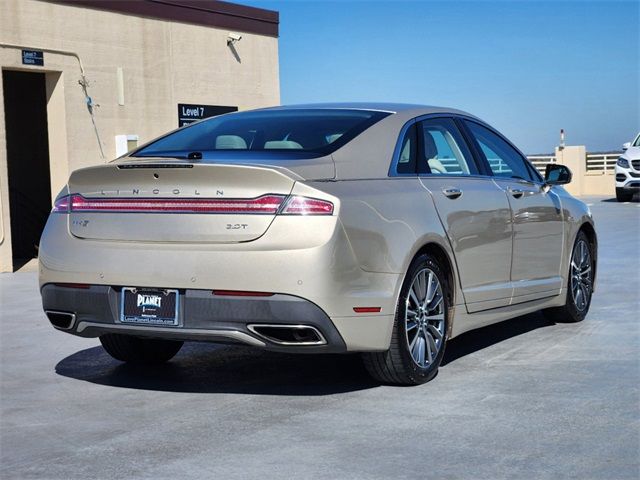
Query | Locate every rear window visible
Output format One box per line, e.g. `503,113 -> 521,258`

133,109 -> 390,158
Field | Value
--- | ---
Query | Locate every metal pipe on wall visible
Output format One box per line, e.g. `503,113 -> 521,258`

0,42 -> 105,159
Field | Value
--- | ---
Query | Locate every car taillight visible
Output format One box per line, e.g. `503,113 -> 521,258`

52,196 -> 70,213
281,196 -> 334,215
53,194 -> 286,214
51,194 -> 333,215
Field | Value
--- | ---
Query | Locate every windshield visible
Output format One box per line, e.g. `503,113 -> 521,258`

133,109 -> 390,158
634,133 -> 640,147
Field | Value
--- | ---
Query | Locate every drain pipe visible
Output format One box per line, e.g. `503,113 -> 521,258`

0,43 -> 105,159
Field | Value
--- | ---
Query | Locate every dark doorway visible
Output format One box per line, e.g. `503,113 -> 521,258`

2,70 -> 52,270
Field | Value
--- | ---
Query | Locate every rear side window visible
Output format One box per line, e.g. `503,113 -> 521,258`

464,121 -> 532,181
396,124 -> 418,174
133,109 -> 390,158
418,118 -> 478,175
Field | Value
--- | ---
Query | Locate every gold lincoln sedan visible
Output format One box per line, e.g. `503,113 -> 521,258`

39,104 -> 596,385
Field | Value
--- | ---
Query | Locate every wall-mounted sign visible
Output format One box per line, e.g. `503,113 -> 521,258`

22,50 -> 44,66
178,104 -> 238,127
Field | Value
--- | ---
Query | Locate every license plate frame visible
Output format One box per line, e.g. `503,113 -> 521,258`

120,287 -> 180,326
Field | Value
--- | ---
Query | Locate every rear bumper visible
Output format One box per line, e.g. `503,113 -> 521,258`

39,215 -> 398,351
41,284 -> 348,353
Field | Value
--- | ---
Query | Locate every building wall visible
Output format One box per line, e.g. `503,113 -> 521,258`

582,172 -> 616,196
553,146 -> 617,197
0,0 -> 280,272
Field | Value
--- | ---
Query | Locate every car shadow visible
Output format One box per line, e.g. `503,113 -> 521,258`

601,196 -> 639,203
441,311 -> 554,366
55,312 -> 555,395
55,344 -> 377,396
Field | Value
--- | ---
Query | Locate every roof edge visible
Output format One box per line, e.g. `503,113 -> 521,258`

44,0 -> 279,37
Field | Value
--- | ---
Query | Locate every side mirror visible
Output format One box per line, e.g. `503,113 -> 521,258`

622,142 -> 630,151
544,163 -> 572,186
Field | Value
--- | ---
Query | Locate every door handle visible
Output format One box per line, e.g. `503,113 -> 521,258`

509,188 -> 524,199
442,187 -> 462,199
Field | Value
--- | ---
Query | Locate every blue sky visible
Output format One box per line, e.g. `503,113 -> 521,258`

244,0 -> 639,153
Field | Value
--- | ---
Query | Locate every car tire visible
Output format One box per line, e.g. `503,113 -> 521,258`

543,231 -> 594,323
362,253 -> 449,385
99,334 -> 183,363
616,188 -> 633,202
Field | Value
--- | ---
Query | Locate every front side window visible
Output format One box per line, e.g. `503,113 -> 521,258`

418,118 -> 477,175
133,109 -> 390,158
465,121 -> 532,181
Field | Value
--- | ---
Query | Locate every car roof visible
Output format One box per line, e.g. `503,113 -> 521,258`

258,102 -> 474,116
248,102 -> 487,180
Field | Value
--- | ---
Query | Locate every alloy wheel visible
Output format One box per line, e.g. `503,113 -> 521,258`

405,268 -> 446,367
570,239 -> 593,312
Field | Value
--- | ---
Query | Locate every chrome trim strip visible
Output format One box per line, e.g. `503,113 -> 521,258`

388,112 -> 534,179
389,113 -> 473,177
75,322 -> 266,347
247,324 -> 327,346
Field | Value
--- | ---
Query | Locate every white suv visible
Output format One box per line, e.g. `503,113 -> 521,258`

616,132 -> 640,202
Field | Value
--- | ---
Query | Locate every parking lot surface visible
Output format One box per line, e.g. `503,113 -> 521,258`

1,196 -> 639,479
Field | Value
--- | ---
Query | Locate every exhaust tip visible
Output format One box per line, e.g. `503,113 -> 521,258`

45,310 -> 76,330
247,324 -> 326,346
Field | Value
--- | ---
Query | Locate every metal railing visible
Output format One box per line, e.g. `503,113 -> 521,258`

437,158 -> 463,173
418,152 -> 620,175
432,157 -> 519,174
585,153 -> 619,172
526,152 -> 621,174
526,155 -> 555,174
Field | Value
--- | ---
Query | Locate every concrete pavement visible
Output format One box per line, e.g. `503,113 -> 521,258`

1,196 -> 638,479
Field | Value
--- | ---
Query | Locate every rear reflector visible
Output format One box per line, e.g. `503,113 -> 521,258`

353,307 -> 382,313
212,290 -> 274,297
54,283 -> 91,289
64,194 -> 286,214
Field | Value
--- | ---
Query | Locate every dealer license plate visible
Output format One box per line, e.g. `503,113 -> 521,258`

120,288 -> 179,326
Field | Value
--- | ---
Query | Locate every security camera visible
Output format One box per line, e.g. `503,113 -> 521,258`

227,33 -> 242,46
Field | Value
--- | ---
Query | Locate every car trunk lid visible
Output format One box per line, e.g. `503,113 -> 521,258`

66,161 -> 297,243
